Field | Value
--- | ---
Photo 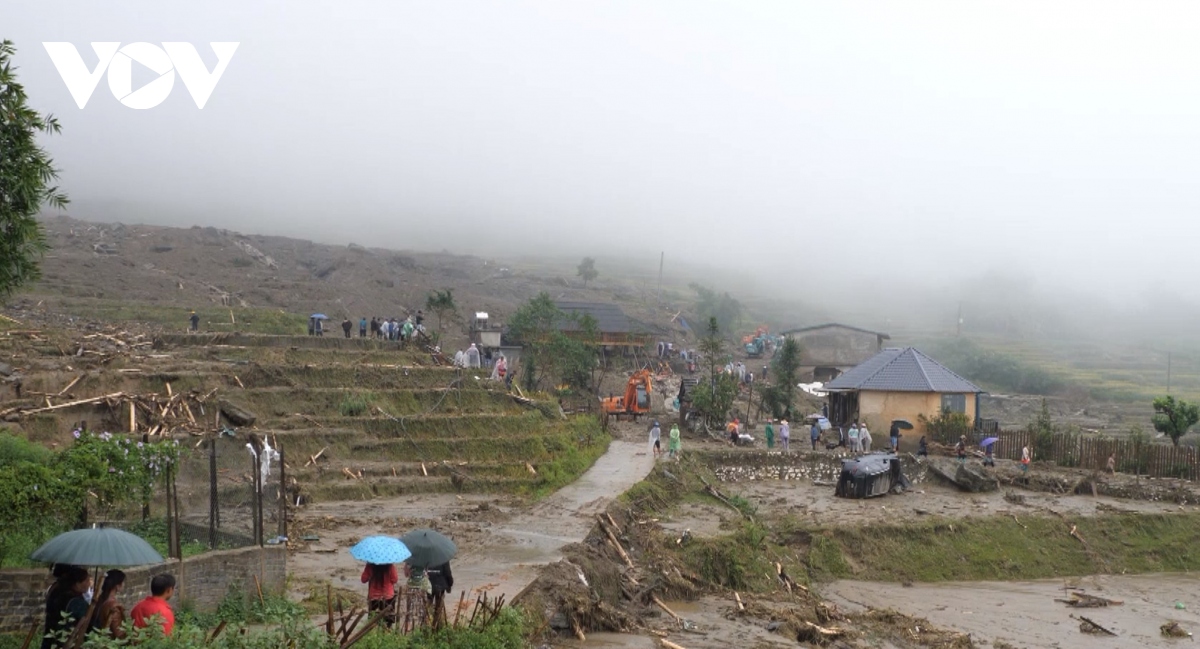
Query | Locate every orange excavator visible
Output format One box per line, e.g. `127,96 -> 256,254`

600,369 -> 653,425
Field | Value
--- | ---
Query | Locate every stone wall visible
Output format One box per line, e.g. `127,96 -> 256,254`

0,545 -> 285,632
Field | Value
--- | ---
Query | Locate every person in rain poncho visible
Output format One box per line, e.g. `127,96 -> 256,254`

764,420 -> 775,449
859,421 -> 872,452
649,420 -> 662,458
453,350 -> 465,368
466,343 -> 481,368
402,317 -> 415,341
668,424 -> 681,460
490,355 -> 508,381
779,419 -> 790,452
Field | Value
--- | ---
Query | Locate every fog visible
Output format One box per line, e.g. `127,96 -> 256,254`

7,1 -> 1200,328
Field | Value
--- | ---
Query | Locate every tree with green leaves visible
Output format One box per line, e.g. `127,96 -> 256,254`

692,317 -> 736,427
1029,397 -> 1056,460
762,336 -> 801,419
577,256 -> 598,288
425,288 -> 458,332
1152,395 -> 1200,447
508,292 -> 599,392
0,40 -> 68,301
689,283 -> 741,335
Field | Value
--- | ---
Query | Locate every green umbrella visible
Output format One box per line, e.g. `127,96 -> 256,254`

31,527 -> 164,567
399,529 -> 456,568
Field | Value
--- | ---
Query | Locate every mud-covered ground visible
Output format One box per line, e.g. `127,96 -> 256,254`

824,573 -> 1200,648
287,423 -> 656,603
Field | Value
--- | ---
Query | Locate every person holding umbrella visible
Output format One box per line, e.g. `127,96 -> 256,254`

32,527 -> 164,648
350,536 -> 411,626
42,566 -> 90,649
980,436 -> 999,467
400,529 -> 457,625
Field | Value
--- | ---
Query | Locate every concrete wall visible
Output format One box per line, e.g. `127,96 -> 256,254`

0,545 -> 285,632
857,390 -> 977,440
788,327 -> 883,370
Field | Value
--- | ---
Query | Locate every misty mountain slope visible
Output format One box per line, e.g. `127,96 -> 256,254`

15,216 -> 693,339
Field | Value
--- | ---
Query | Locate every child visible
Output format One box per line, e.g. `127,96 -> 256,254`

917,436 -> 928,457
649,421 -> 662,459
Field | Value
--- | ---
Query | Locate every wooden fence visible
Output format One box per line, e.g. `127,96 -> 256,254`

936,429 -> 1200,481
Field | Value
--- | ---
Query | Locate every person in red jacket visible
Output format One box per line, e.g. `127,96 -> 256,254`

130,574 -> 175,636
362,563 -> 399,625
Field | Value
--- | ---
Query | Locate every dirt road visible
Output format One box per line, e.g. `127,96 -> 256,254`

822,574 -> 1200,648
289,439 -> 655,601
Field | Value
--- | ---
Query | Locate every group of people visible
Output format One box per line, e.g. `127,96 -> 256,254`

369,312 -> 425,340
42,566 -> 176,647
361,559 -> 453,626
648,420 -> 682,460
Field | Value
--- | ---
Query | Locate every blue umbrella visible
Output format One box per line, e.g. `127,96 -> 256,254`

310,314 -> 330,320
350,536 -> 411,564
981,436 -> 999,448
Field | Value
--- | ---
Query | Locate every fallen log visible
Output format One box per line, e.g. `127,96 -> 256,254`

598,516 -> 635,569
660,640 -> 689,649
1076,615 -> 1117,636
652,595 -> 681,623
56,375 -> 83,397
19,392 -> 125,415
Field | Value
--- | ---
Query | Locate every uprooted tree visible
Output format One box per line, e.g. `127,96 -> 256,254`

0,40 -> 68,301
1152,395 -> 1200,447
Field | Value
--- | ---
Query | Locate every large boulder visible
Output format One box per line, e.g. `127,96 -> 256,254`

928,458 -> 999,492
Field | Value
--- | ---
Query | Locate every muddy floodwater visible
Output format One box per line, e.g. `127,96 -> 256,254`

823,573 -> 1200,648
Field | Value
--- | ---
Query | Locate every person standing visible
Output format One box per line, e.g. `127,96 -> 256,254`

649,420 -> 662,458
917,436 -> 928,458
1106,453 -> 1117,474
342,318 -> 353,338
668,424 -> 682,461
764,420 -> 775,449
89,569 -> 127,639
188,311 -> 199,332
848,423 -> 860,453
810,420 -> 821,450
131,574 -> 176,636
889,422 -> 901,452
779,419 -> 790,453
465,343 -> 481,368
1021,445 -> 1032,473
359,317 -> 368,338
426,561 -> 454,626
361,563 -> 399,626
955,435 -> 968,463
42,566 -> 90,649
859,421 -> 872,452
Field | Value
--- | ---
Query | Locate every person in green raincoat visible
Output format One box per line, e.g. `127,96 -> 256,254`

668,424 -> 682,460
764,420 -> 775,449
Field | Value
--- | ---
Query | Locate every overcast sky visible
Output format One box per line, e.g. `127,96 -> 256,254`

7,1 -> 1200,306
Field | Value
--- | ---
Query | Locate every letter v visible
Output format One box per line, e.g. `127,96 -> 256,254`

43,42 -> 120,109
163,42 -> 239,109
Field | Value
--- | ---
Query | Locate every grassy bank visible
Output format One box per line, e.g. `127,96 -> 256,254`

807,512 -> 1200,583
47,298 -> 308,334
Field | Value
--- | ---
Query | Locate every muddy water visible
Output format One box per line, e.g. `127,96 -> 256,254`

290,440 -> 655,601
822,573 -> 1200,648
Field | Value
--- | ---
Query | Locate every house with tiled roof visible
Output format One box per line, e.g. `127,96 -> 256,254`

824,347 -> 984,439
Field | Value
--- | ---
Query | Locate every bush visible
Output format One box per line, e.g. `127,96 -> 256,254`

920,409 -> 973,445
339,394 -> 372,417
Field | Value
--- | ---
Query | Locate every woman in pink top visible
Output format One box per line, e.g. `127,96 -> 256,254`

361,563 -> 399,625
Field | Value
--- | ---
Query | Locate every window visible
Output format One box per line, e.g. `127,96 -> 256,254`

941,393 -> 967,414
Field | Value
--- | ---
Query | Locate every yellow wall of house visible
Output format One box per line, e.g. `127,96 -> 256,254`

856,391 -> 977,444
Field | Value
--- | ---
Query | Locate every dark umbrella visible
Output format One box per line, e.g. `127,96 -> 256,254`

31,527 -> 164,567
399,529 -> 456,568
891,419 -> 914,430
